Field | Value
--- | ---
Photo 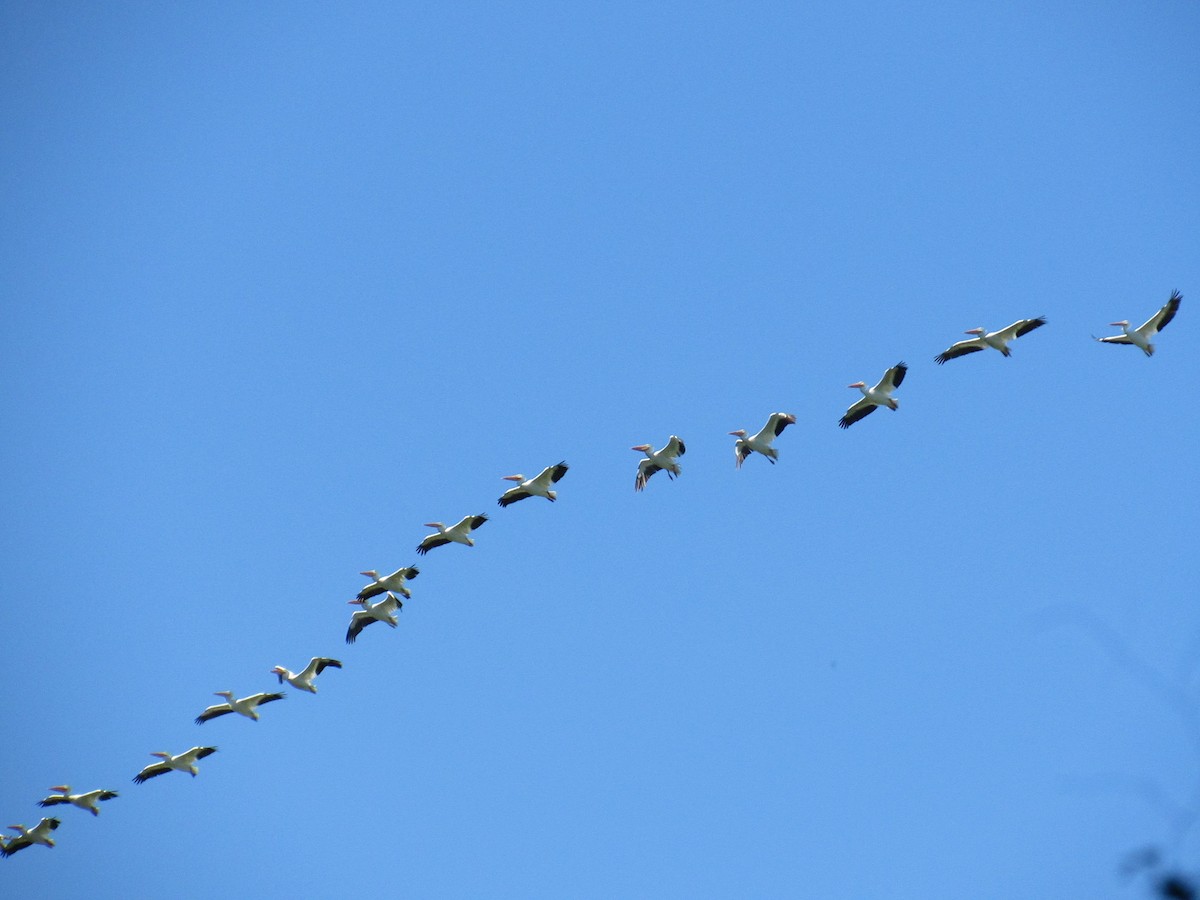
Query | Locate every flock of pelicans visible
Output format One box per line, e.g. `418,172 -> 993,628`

0,291 -> 1184,858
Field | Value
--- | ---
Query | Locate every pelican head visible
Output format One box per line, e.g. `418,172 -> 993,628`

727,430 -> 747,438
359,569 -> 379,579
1109,320 -> 1130,327
423,522 -> 444,529
848,381 -> 866,389
214,691 -> 234,700
630,444 -> 652,452
270,665 -> 287,675
964,327 -> 985,335
502,474 -> 525,482
151,752 -> 171,760
50,786 -> 70,794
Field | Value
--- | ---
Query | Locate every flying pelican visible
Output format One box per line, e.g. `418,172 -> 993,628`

356,566 -> 419,601
37,786 -> 118,817
132,747 -> 218,783
346,592 -> 403,644
1,819 -> 60,856
416,515 -> 488,555
632,436 -> 685,491
729,413 -> 797,468
270,657 -> 343,693
1095,290 -> 1181,356
194,691 -> 285,725
839,362 -> 908,429
498,461 -> 570,507
935,317 -> 1046,364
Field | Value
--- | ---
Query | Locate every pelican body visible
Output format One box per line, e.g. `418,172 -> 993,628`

935,317 -> 1046,364
839,362 -> 907,429
133,746 -> 218,783
498,462 -> 569,507
346,592 -> 403,644
1095,290 -> 1181,356
38,786 -> 118,817
416,515 -> 488,554
729,413 -> 796,468
357,566 -> 419,601
271,657 -> 343,693
195,691 -> 285,725
632,436 -> 685,491
1,818 -> 61,856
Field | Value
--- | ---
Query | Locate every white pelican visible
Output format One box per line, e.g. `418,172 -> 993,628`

270,657 -> 343,693
356,566 -> 419,601
38,786 -> 118,816
416,515 -> 488,554
1,818 -> 60,856
194,691 -> 285,725
935,317 -> 1046,364
632,435 -> 685,491
1095,290 -> 1181,356
346,591 -> 403,644
729,413 -> 797,468
132,746 -> 218,783
498,461 -> 570,507
839,362 -> 907,429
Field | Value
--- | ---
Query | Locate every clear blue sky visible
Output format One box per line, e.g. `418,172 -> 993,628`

2,2 -> 1198,897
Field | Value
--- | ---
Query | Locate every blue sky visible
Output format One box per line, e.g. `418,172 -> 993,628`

2,2 -> 1198,897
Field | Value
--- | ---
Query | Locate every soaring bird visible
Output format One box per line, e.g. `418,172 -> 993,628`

935,317 -> 1046,364
270,657 -> 343,693
729,413 -> 797,468
133,747 -> 218,784
839,362 -> 907,429
498,461 -> 570,507
37,786 -> 118,817
194,691 -> 285,725
416,515 -> 488,554
1,819 -> 61,856
346,592 -> 403,644
1095,290 -> 1181,356
356,566 -> 419,601
632,436 -> 685,491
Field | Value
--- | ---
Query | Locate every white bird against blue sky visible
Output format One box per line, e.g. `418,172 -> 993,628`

194,691 -> 285,725
37,786 -> 118,817
1095,290 -> 1182,356
497,462 -> 569,507
729,413 -> 796,468
632,436 -> 685,491
839,363 -> 908,429
132,747 -> 218,784
271,657 -> 343,693
1,818 -> 61,856
416,516 -> 488,554
934,317 -> 1046,364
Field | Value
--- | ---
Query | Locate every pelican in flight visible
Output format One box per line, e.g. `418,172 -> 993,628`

935,317 -> 1046,364
632,436 -> 685,491
38,786 -> 118,817
498,461 -> 569,507
1095,290 -> 1181,356
271,657 -> 343,693
356,566 -> 419,601
729,413 -> 797,468
133,747 -> 218,783
839,362 -> 907,429
194,691 -> 285,725
346,591 -> 403,644
1,819 -> 61,856
416,515 -> 488,554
